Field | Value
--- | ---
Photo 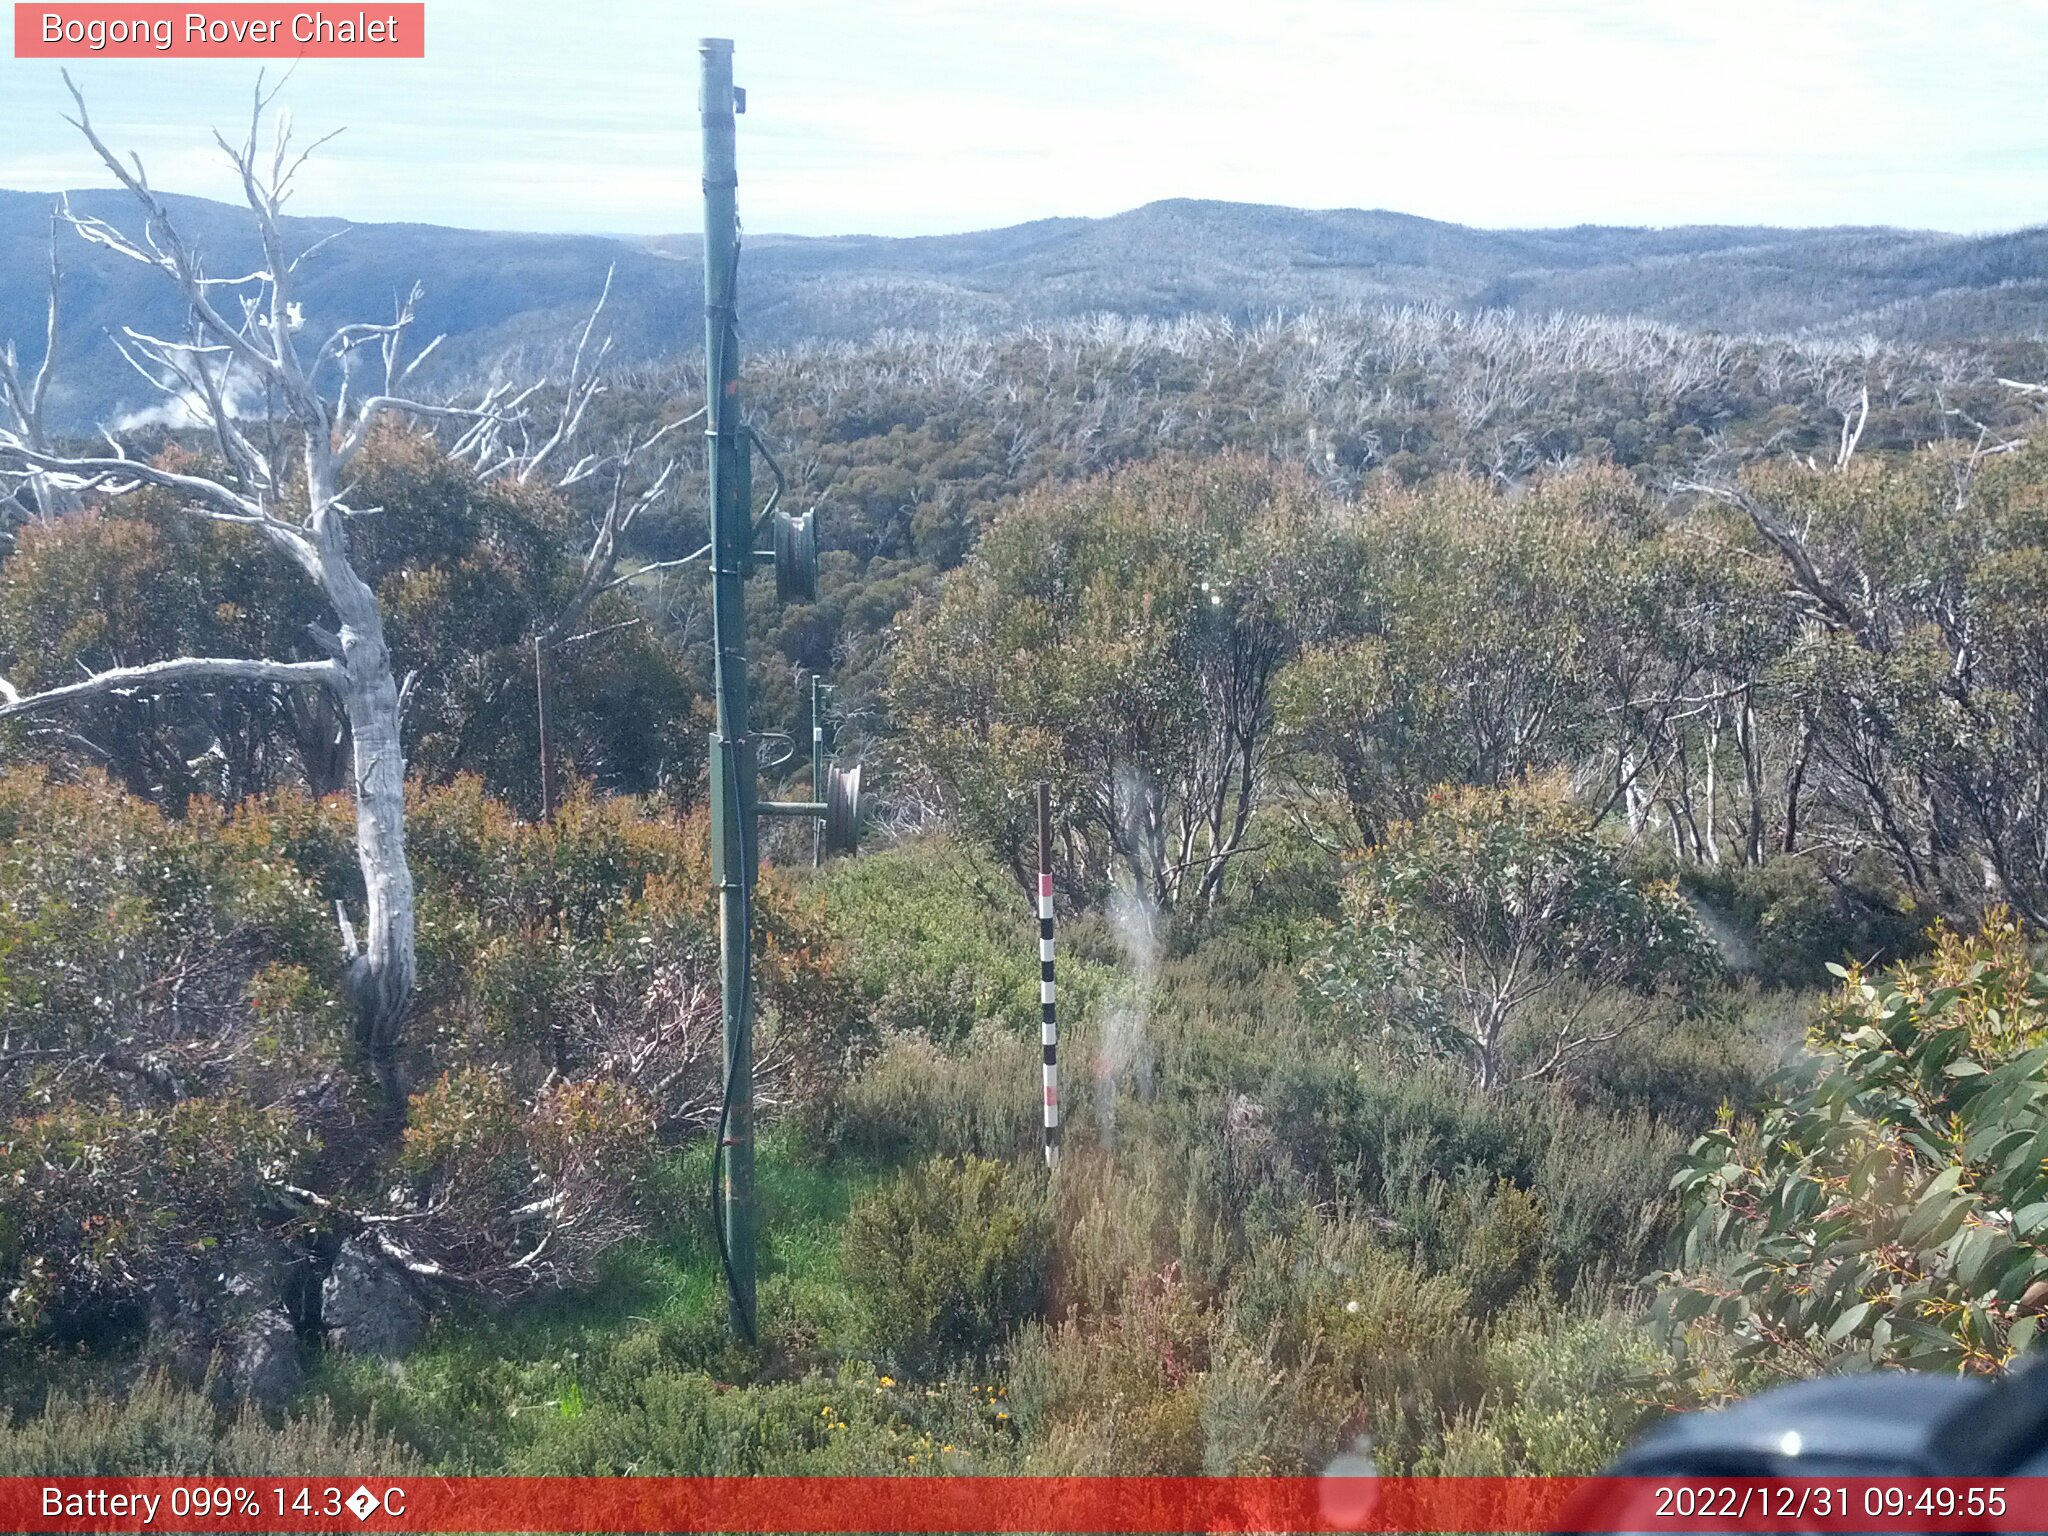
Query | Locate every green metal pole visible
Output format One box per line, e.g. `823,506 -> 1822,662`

810,676 -> 826,797
810,676 -> 830,868
701,35 -> 756,1341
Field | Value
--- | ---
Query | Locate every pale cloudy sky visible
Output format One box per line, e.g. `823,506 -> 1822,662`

1,0 -> 2045,237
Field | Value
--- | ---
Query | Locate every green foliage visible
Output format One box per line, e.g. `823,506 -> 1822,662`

810,835 -> 1118,1166
1411,1304 -> 1667,1475
841,1157 -> 1050,1373
815,836 -> 1073,1042
510,1364 -> 1021,1475
1310,778 -> 1720,1089
1,1097 -> 311,1331
1008,1204 -> 1426,1474
831,1027 -> 1045,1166
0,768 -> 859,1347
0,1375 -> 418,1475
1681,854 -> 1927,987
1738,444 -> 2048,926
891,452 -> 1347,910
0,772 -> 337,1334
1247,1028 -> 1683,1294
1276,469 -> 1632,844
377,778 -> 857,1156
19,317 -> 2048,1476
0,432 -> 699,817
0,490 -> 316,811
1443,1179 -> 1549,1316
0,755 -> 1723,1479
1660,914 -> 2048,1385
1560,984 -> 1794,1129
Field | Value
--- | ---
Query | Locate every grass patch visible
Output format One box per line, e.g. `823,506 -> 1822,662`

305,1124 -> 891,1469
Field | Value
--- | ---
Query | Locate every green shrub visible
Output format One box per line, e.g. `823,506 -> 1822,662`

0,1375 -> 417,1475
1560,984 -> 1795,1129
1006,1265 -> 1218,1474
1661,913 -> 2048,1384
841,1157 -> 1050,1373
1045,1138 -> 1239,1325
832,1026 -> 1043,1164
1012,1207 -> 1481,1476
1228,1213 -> 1479,1449
510,1365 -> 1019,1475
0,772 -> 336,1335
1444,1179 -> 1548,1316
1259,1043 -> 1680,1293
1524,1102 -> 1686,1292
0,1098 -> 312,1332
1182,823 -> 1344,970
1309,778 -> 1719,1092
1680,854 -> 1927,988
1409,1304 -> 1666,1475
815,835 -> 1113,1044
0,767 -> 862,1356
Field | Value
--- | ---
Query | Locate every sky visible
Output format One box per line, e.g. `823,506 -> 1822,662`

2,1 -> 2046,238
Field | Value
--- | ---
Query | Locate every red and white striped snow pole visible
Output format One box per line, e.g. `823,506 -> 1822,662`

1037,781 -> 1060,1168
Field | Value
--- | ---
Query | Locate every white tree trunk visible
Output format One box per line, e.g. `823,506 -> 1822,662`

331,578 -> 416,1106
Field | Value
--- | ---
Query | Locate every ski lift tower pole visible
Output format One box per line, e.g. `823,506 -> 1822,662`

698,38 -> 862,1344
701,35 -> 758,1342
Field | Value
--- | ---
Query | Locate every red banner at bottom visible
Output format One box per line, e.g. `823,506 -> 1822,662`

1,1475 -> 2043,1533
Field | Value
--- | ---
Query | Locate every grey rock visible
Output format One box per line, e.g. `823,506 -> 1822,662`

321,1237 -> 426,1358
143,1238 -> 308,1407
227,1308 -> 303,1411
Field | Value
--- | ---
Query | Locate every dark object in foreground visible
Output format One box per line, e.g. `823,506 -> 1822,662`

1609,1373 -> 1988,1478
1603,1353 -> 2048,1478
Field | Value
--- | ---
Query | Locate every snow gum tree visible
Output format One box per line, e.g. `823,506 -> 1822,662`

0,81 -> 671,1116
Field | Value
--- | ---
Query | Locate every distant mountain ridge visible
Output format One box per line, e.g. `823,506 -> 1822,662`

4,190 -> 2045,428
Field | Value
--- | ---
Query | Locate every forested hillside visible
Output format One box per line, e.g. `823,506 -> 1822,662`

7,185 -> 2048,428
593,304 -> 2045,758
7,142 -> 2048,1483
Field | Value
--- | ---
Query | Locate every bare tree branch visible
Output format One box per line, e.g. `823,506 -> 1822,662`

0,655 -> 342,719
0,206 -> 75,524
1680,478 -> 1865,636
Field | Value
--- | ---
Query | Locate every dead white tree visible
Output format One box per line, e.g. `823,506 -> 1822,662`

453,268 -> 701,820
527,446 -> 688,819
0,78 -> 533,1116
0,207 -> 76,529
0,81 -> 704,1111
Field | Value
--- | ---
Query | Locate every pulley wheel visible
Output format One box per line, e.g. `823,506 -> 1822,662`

822,762 -> 862,856
774,507 -> 818,603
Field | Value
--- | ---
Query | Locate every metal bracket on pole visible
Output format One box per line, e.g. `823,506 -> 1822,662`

823,762 -> 862,855
760,762 -> 861,854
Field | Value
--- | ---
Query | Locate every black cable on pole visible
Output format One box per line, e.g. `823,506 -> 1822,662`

702,191 -> 760,1345
710,1029 -> 756,1343
709,740 -> 757,1344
